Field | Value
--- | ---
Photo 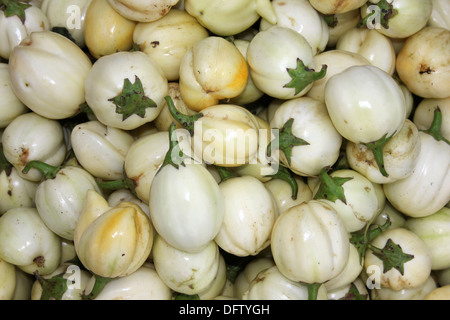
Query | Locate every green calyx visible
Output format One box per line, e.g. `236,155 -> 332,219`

34,270 -> 68,300
339,283 -> 369,300
81,274 -> 112,300
358,0 -> 398,29
108,75 -> 157,121
22,160 -> 61,180
368,238 -> 414,275
313,166 -> 353,204
267,118 -> 309,165
266,165 -> 299,200
165,95 -> 203,136
363,132 -> 395,177
420,106 -> 450,145
284,58 -> 327,95
0,0 -> 31,23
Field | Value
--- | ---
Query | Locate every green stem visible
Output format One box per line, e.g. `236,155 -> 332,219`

214,165 -> 238,183
165,96 -> 203,136
350,217 -> 391,264
284,58 -> 327,95
81,274 -> 112,300
95,177 -> 136,192
362,132 -> 395,177
265,165 -> 299,200
22,160 -> 60,180
420,107 -> 450,145
305,283 -> 322,300
160,122 -> 185,171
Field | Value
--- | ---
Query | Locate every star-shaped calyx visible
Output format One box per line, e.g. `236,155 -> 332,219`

108,75 -> 157,121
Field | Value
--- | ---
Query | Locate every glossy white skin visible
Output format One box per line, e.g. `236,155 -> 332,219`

214,175 -> 278,257
0,63 -> 28,128
92,263 -> 172,300
246,26 -> 318,100
270,97 -> 343,176
324,244 -> 364,292
8,31 -> 92,119
383,132 -> 450,218
152,235 -> 220,295
12,268 -> 34,300
373,201 -> 406,230
71,120 -> 135,180
0,5 -> 49,59
197,254 -> 227,300
327,278 -> 369,300
336,27 -> 395,75
424,285 -> 450,300
178,37 -> 248,111
327,9 -> 361,47
84,51 -> 169,130
107,189 -> 150,218
125,131 -> 168,203
413,98 -> 450,141
306,50 -> 370,103
264,175 -> 313,215
228,39 -> 265,106
314,169 -> 386,233
271,200 -> 350,284
260,0 -> 329,55
324,65 -> 406,144
242,265 -> 328,300
233,257 -> 275,299
396,27 -> 450,99
346,119 -> 422,184
1,112 -> 66,182
108,0 -> 179,22
404,207 -> 450,270
0,207 -> 61,276
133,9 -> 209,82
370,275 -> 437,300
0,167 -> 38,215
428,0 -> 450,30
0,258 -> 16,300
184,0 -> 276,36
360,0 -> 433,39
74,190 -> 154,278
35,166 -> 103,241
364,227 -> 432,291
191,104 -> 261,167
149,163 -> 224,253
31,263 -> 92,300
309,0 -> 368,15
40,0 -> 93,48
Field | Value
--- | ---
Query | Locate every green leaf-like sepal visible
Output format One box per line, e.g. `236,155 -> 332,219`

0,0 -> 31,23
108,75 -> 157,121
362,132 -> 396,177
267,118 -> 309,165
284,58 -> 327,95
34,271 -> 68,301
420,106 -> 450,145
368,238 -> 414,275
313,166 -> 353,204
